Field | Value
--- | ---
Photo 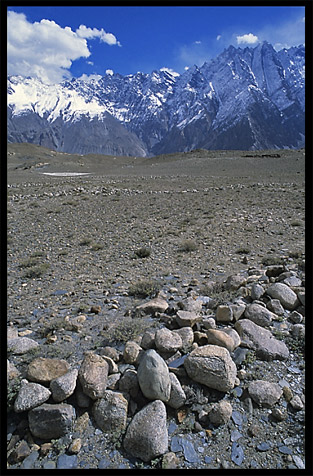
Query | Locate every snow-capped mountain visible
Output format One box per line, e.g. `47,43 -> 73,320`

7,41 -> 305,156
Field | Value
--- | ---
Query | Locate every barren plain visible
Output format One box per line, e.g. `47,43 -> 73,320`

7,144 -> 306,470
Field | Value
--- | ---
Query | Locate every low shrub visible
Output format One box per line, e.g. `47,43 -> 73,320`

128,279 -> 160,298
133,247 -> 151,258
179,239 -> 198,252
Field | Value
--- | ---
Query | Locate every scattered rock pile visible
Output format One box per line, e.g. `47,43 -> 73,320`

7,262 -> 305,469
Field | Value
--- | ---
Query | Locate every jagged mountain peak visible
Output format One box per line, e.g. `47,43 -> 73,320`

7,42 -> 304,155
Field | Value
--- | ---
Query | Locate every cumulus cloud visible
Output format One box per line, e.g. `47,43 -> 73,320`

236,33 -> 259,45
76,25 -> 121,46
106,69 -> 114,75
7,11 -> 121,83
216,35 -> 222,41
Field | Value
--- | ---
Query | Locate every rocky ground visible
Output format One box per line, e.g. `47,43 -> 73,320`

6,144 -> 306,471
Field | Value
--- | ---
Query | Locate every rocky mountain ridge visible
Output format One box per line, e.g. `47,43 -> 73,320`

7,41 -> 305,156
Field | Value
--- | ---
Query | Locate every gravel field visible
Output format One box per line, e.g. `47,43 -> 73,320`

7,144 -> 307,471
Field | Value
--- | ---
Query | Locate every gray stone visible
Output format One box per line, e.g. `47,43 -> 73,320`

267,299 -> 285,316
8,440 -> 31,463
123,400 -> 168,462
208,400 -> 232,426
282,276 -> 302,287
178,296 -> 202,313
202,317 -> 217,329
248,380 -> 283,407
27,357 -> 70,383
291,324 -> 305,339
229,303 -> 246,321
50,368 -> 78,402
289,311 -> 303,324
251,283 -> 265,300
78,351 -> 109,400
289,395 -> 304,410
21,450 -> 39,469
14,379 -> 51,412
7,360 -> 20,380
57,454 -> 78,469
135,297 -> 168,315
118,369 -> 139,397
231,442 -> 244,466
176,310 -> 201,328
141,329 -> 156,349
167,373 -> 186,409
137,349 -> 171,402
225,274 -> 246,291
155,328 -> 183,354
234,319 -> 289,361
184,345 -> 237,393
93,390 -> 128,432
123,341 -> 142,364
7,326 -> 19,339
216,305 -> 233,323
106,373 -> 121,390
244,303 -> 275,327
266,283 -> 299,310
28,403 -> 75,439
8,337 -> 39,354
172,327 -> 194,351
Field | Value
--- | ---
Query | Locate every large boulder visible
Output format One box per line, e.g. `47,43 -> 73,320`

248,380 -> 283,407
93,390 -> 128,433
244,303 -> 276,327
206,329 -> 236,352
14,379 -> 51,413
50,369 -> 78,402
137,349 -> 171,402
123,400 -> 168,462
27,358 -> 70,384
155,328 -> 183,354
184,345 -> 237,393
78,352 -> 109,400
266,283 -> 299,310
234,319 -> 289,361
28,403 -> 75,439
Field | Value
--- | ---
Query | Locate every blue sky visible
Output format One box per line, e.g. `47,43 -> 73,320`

7,5 -> 305,83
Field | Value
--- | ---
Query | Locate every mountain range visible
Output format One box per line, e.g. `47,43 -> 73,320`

7,41 -> 305,156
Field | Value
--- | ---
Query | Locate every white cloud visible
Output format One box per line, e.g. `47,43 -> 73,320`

76,25 -> 121,46
216,35 -> 222,41
78,73 -> 102,82
236,33 -> 259,45
194,40 -> 202,45
106,69 -> 114,76
7,11 -> 121,84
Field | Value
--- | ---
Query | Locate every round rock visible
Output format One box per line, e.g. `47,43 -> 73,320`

155,327 -> 183,354
184,345 -> 237,393
27,358 -> 69,384
123,400 -> 168,462
266,283 -> 299,310
248,380 -> 283,407
137,349 -> 171,402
